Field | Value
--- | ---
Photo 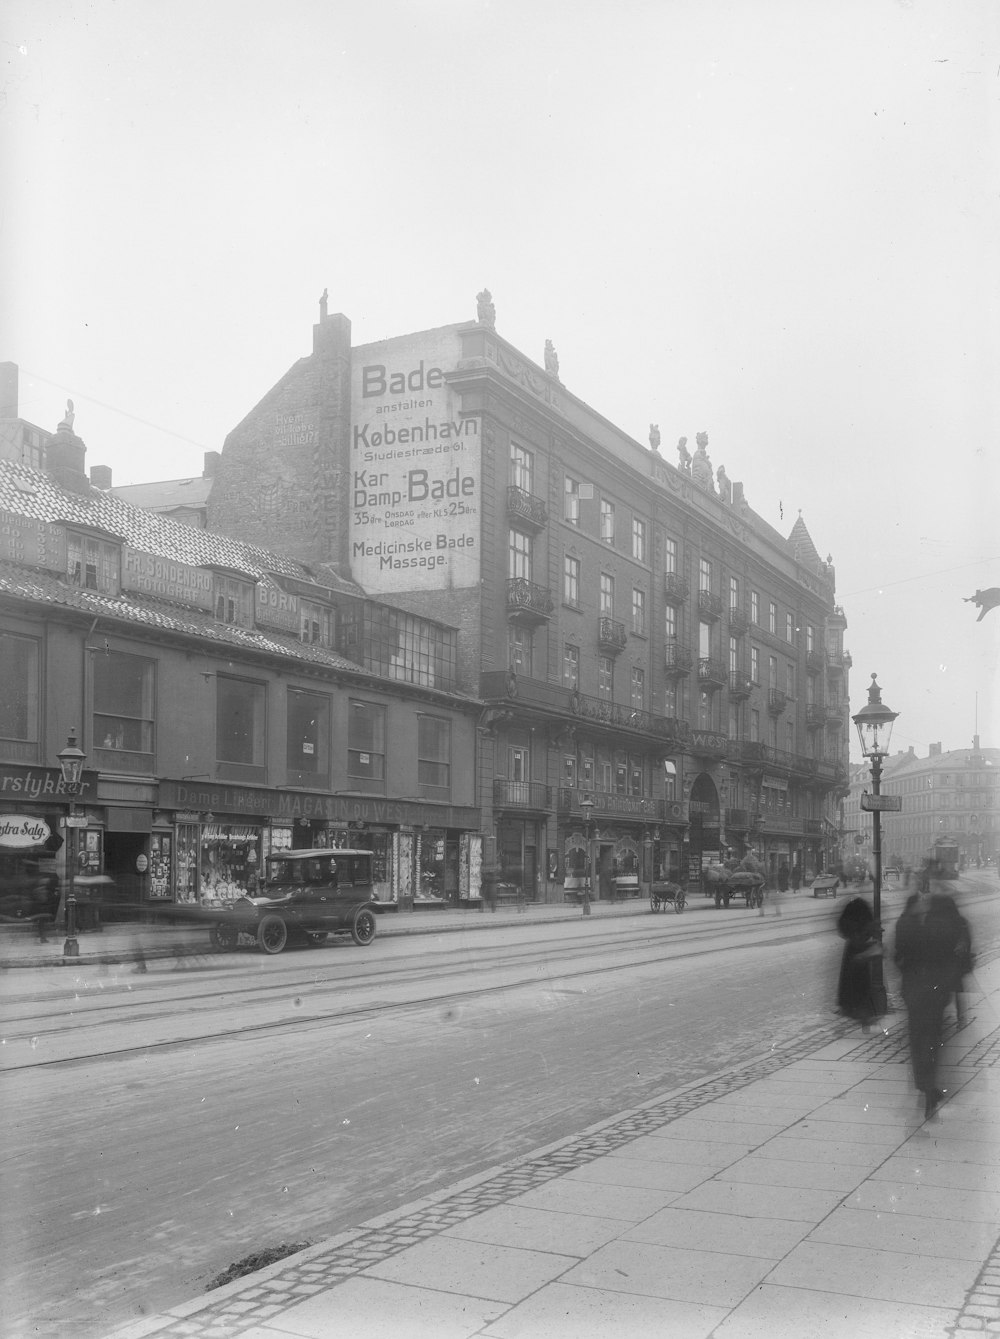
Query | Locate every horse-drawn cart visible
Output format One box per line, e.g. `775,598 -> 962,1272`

649,881 -> 687,913
703,863 -> 765,909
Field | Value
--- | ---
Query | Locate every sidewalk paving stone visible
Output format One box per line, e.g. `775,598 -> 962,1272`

480,1280 -> 727,1339
442,1204 -> 625,1257
559,1237 -> 774,1307
711,1284 -> 956,1339
361,1234 -> 578,1303
811,1205 -> 998,1261
769,1240 -> 981,1309
623,1205 -> 812,1259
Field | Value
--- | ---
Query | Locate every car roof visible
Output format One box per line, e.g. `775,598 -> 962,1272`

267,848 -> 371,860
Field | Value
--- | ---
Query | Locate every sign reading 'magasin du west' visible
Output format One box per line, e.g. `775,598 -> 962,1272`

349,329 -> 480,594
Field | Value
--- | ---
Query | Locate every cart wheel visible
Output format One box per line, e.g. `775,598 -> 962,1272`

351,907 -> 377,946
714,892 -> 722,908
210,922 -> 238,951
257,914 -> 287,954
723,894 -> 731,908
305,931 -> 328,946
649,893 -> 660,912
674,893 -> 685,913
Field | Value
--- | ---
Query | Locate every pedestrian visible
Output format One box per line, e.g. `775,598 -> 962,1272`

791,863 -> 801,894
930,893 -> 975,1026
836,896 -> 881,1030
893,869 -> 972,1119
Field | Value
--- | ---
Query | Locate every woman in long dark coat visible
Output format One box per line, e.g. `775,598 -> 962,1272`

836,897 -> 880,1028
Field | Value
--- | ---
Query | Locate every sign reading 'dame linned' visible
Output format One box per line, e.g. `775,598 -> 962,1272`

350,330 -> 480,594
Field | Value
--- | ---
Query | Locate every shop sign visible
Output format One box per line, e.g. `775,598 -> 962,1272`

0,763 -> 98,801
121,547 -> 215,610
254,578 -> 302,634
0,510 -> 67,572
689,730 -> 729,756
349,329 -> 481,595
160,780 -> 478,830
0,813 -> 51,848
763,774 -> 789,791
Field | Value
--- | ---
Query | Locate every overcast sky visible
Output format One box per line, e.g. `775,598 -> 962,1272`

4,0 -> 998,761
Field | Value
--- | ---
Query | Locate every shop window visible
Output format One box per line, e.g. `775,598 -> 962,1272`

0,632 -> 39,758
216,675 -> 266,772
286,688 -> 330,785
299,600 -> 332,646
67,532 -> 120,595
148,833 -> 172,900
214,574 -> 254,628
94,650 -> 155,768
348,699 -> 386,792
418,714 -> 451,794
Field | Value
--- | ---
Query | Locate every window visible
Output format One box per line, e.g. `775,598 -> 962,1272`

631,587 -> 646,635
508,624 -> 533,677
664,679 -> 678,714
563,554 -> 580,606
338,600 -> 457,690
563,643 -> 580,689
300,601 -> 332,646
698,687 -> 717,730
508,528 -> 532,580
67,532 -> 120,595
94,650 -> 155,759
348,700 -> 386,790
768,601 -> 777,635
214,575 -> 254,628
563,753 -> 577,787
510,442 -> 532,491
785,722 -> 795,755
698,558 -> 712,593
699,619 -> 711,658
564,476 -> 581,525
630,667 -> 645,710
785,663 -> 795,697
664,537 -> 678,574
600,573 -> 614,617
751,591 -> 760,625
729,576 -> 739,610
286,689 -> 330,782
751,708 -> 760,741
598,656 -> 613,699
632,517 -> 647,563
664,604 -> 677,641
785,612 -> 794,643
600,499 -> 615,544
216,676 -> 266,768
806,625 -> 815,654
728,702 -> 740,737
768,655 -> 778,689
729,635 -> 739,672
418,715 -> 451,792
0,633 -> 39,752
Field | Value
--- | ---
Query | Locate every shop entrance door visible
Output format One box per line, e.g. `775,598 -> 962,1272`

103,832 -> 146,922
597,844 -> 614,899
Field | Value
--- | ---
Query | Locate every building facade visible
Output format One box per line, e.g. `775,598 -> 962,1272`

206,296 -> 851,898
843,738 -> 998,872
0,417 -> 482,916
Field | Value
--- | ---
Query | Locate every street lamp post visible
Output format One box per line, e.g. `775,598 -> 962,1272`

852,675 -> 899,1016
57,730 -> 87,960
579,795 -> 594,916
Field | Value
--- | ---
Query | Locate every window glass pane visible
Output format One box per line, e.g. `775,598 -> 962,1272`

286,690 -> 329,777
348,700 -> 386,780
418,715 -> 451,790
94,651 -> 155,753
0,634 -> 39,741
563,644 -> 579,688
565,477 -> 580,524
216,677 -> 265,765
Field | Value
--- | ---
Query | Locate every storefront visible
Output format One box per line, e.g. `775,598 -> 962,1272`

558,790 -> 662,900
0,762 -> 100,925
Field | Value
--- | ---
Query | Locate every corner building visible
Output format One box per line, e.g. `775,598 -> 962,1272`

209,299 -> 851,900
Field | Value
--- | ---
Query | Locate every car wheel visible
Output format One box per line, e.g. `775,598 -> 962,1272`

257,914 -> 287,954
351,907 -> 376,946
305,931 -> 328,946
210,922 -> 238,951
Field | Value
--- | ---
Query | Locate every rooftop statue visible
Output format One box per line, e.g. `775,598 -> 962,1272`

716,464 -> 732,503
58,398 -> 75,432
692,433 -> 714,490
319,288 -> 328,319
676,436 -> 692,472
649,423 -> 661,451
544,339 -> 560,378
476,289 -> 496,328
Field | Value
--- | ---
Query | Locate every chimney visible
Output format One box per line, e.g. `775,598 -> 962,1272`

203,450 -> 221,477
973,734 -> 981,752
929,742 -> 942,757
0,362 -> 18,419
90,465 -> 112,489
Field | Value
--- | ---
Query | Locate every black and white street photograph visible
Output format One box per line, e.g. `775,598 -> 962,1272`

2,3 -> 998,1337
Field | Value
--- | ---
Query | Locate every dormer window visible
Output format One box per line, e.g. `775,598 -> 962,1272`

67,533 -> 120,595
214,574 -> 254,627
299,600 -> 332,646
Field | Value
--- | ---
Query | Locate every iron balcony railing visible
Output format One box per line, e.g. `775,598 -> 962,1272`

698,589 -> 723,619
728,606 -> 749,636
506,485 -> 548,529
805,704 -> 826,730
664,642 -> 693,674
768,689 -> 788,715
478,671 -> 690,746
664,571 -> 689,603
598,617 -> 628,653
505,577 -> 554,621
493,779 -> 552,810
697,657 -> 727,687
729,669 -> 753,698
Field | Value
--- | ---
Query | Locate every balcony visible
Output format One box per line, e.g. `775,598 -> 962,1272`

806,649 -> 826,673
698,589 -> 723,620
478,672 -> 690,748
698,657 -> 727,688
768,689 -> 788,716
728,606 -> 749,636
598,617 -> 628,654
493,779 -> 552,811
729,669 -> 753,699
505,577 -> 554,624
664,642 -> 693,676
826,650 -> 849,674
664,571 -> 688,604
825,702 -> 845,727
558,788 -> 662,820
805,704 -> 826,730
506,485 -> 548,531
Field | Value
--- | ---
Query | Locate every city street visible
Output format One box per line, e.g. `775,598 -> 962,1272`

3,876 -> 998,1339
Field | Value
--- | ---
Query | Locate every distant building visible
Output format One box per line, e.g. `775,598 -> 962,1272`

843,738 -> 998,870
111,453 -> 222,529
202,297 -> 852,896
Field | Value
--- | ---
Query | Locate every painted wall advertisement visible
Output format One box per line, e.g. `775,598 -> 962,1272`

349,330 -> 480,594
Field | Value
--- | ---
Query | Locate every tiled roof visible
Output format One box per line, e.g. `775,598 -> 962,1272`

0,457 -> 362,594
111,477 -> 213,510
787,515 -> 821,567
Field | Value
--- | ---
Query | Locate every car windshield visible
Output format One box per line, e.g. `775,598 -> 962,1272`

267,857 -> 335,885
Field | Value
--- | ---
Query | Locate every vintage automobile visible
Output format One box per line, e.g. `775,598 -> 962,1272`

207,848 -> 378,955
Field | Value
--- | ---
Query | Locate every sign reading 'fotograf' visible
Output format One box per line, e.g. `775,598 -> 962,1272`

349,330 -> 480,594
122,548 -> 215,610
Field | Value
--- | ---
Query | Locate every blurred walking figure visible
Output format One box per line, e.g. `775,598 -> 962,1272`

930,893 -> 975,1026
893,866 -> 974,1119
836,896 -> 881,1030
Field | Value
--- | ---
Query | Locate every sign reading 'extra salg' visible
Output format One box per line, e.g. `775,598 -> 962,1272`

0,814 -> 52,848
